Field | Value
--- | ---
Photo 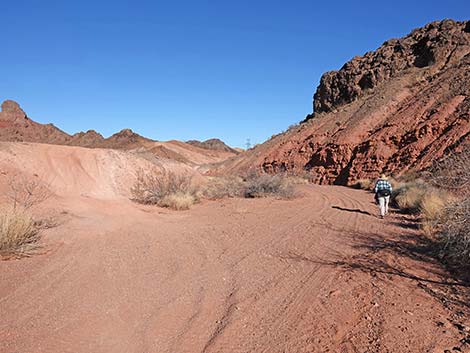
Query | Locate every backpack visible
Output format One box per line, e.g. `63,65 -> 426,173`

377,189 -> 391,197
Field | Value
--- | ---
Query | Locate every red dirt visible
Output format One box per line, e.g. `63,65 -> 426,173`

1,184 -> 468,352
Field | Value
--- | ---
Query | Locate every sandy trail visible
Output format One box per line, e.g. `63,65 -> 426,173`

0,185 -> 467,353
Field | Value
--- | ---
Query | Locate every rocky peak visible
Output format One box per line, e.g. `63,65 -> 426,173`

313,19 -> 470,113
110,129 -> 141,141
186,138 -> 238,153
0,100 -> 27,120
116,128 -> 135,136
74,129 -> 104,138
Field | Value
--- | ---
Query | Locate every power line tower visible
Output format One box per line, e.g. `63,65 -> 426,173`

245,138 -> 251,150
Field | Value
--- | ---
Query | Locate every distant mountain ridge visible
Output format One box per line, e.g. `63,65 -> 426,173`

0,100 -> 153,149
0,100 -> 238,166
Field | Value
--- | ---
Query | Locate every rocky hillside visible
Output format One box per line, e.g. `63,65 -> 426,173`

220,19 -> 470,184
186,138 -> 239,154
0,100 -> 71,144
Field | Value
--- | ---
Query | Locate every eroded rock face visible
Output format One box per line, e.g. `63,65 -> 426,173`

314,20 -> 470,113
221,20 -> 470,185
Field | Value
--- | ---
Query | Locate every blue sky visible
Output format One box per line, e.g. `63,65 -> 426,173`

1,1 -> 469,148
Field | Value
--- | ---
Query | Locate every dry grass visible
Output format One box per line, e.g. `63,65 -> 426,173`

0,209 -> 40,257
420,190 -> 453,237
0,175 -> 51,258
131,168 -> 196,209
159,192 -> 196,211
202,173 -> 299,200
391,148 -> 469,269
132,170 -> 299,208
425,148 -> 470,268
244,173 -> 296,199
420,190 -> 452,220
435,199 -> 470,267
392,181 -> 452,216
202,176 -> 245,200
394,185 -> 427,213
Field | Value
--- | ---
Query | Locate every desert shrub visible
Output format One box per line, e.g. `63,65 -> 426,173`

244,174 -> 295,199
6,175 -> 51,211
420,190 -> 453,236
393,183 -> 427,213
390,179 -> 451,216
427,148 -> 469,196
351,179 -> 372,190
0,175 -> 51,257
435,198 -> 470,267
131,168 -> 194,206
420,190 -> 452,220
422,148 -> 470,268
159,192 -> 196,211
0,209 -> 40,256
202,176 -> 246,200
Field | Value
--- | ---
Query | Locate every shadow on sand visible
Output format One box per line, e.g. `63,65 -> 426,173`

277,226 -> 470,310
331,205 -> 372,216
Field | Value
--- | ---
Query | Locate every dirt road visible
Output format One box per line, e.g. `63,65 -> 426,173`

1,185 -> 468,352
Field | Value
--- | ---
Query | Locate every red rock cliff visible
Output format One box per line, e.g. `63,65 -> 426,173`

221,20 -> 470,185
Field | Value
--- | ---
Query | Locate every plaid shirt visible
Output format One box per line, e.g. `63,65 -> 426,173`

374,179 -> 392,194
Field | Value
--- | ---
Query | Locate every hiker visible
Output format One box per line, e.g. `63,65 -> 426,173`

374,174 -> 392,219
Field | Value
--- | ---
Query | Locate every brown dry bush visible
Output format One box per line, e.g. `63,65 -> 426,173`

426,148 -> 470,267
420,190 -> 453,220
427,148 -> 469,196
435,198 -> 470,267
202,176 -> 245,200
0,209 -> 40,257
7,175 -> 52,211
0,175 -> 51,257
392,180 -> 428,213
131,168 -> 197,209
244,173 -> 296,199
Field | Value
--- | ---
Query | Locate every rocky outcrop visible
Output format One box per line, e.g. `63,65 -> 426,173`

314,20 -> 470,113
0,101 -> 153,149
220,19 -> 470,185
186,138 -> 238,154
0,100 -> 71,144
